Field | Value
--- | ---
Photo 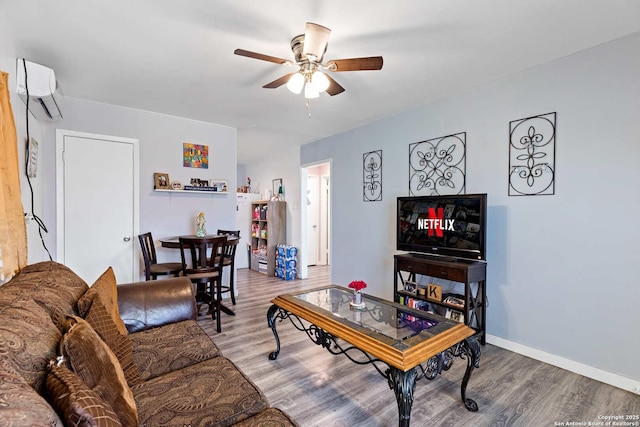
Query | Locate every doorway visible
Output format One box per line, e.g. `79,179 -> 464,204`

303,162 -> 331,268
56,130 -> 139,284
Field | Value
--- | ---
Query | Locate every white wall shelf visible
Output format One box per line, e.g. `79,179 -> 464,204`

154,189 -> 229,195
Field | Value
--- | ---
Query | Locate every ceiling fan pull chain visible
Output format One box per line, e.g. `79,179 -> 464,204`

306,98 -> 311,119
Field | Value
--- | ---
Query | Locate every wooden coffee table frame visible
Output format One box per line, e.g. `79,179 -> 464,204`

267,285 -> 481,427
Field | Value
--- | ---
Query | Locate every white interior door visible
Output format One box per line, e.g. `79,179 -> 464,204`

56,130 -> 139,284
306,175 -> 319,266
320,175 -> 330,265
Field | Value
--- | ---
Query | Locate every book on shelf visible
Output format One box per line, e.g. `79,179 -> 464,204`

183,185 -> 225,192
400,296 -> 434,322
402,296 -> 430,310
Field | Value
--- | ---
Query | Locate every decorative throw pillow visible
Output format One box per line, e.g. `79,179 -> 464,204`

77,267 -> 128,336
83,299 -> 142,385
59,316 -> 138,427
46,357 -> 122,427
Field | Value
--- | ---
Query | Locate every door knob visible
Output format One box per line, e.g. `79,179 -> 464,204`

123,236 -> 131,242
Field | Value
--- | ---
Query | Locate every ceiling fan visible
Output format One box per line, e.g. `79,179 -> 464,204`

234,22 -> 383,99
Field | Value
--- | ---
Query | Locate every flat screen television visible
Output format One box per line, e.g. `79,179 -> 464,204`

397,193 -> 487,261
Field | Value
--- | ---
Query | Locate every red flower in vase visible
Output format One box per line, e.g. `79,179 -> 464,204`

348,280 -> 367,292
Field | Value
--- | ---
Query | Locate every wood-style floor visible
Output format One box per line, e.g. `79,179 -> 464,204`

197,267 -> 639,427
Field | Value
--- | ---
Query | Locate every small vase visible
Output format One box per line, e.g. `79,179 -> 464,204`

350,291 -> 365,310
353,291 -> 362,305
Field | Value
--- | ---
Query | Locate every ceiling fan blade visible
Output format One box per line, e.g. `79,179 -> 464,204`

327,56 -> 383,72
303,22 -> 331,60
325,74 -> 345,96
234,48 -> 292,65
263,73 -> 295,89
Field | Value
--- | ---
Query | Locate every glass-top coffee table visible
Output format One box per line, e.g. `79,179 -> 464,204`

267,285 -> 481,427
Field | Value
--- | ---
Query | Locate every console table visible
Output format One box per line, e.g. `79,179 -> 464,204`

394,253 -> 487,344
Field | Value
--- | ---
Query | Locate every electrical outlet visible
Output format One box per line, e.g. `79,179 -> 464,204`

24,213 -> 34,223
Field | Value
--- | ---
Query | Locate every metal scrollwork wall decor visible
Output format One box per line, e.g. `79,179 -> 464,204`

363,150 -> 382,202
508,112 -> 556,196
409,132 -> 466,196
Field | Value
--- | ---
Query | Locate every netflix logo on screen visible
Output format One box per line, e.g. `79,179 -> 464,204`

416,208 -> 455,237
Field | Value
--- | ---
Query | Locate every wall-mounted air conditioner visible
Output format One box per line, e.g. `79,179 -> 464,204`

16,58 -> 64,121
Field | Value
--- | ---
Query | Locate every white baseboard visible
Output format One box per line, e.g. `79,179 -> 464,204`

486,334 -> 640,395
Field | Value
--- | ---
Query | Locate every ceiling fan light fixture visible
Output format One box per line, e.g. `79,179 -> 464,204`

234,22 -> 383,107
286,72 -> 305,94
304,83 -> 320,99
310,70 -> 330,92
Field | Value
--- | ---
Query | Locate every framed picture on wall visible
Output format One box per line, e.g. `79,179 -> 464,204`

183,143 -> 209,169
154,173 -> 170,189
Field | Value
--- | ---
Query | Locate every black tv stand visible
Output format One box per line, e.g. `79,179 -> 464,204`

394,253 -> 487,344
409,253 -> 480,264
409,252 -> 443,259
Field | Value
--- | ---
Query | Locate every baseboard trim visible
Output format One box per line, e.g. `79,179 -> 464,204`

486,334 -> 640,395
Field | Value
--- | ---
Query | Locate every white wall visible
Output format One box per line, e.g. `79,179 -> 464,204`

301,33 -> 640,387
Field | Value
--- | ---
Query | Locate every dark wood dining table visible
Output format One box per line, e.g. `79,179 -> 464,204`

159,234 -> 239,248
159,235 -> 239,316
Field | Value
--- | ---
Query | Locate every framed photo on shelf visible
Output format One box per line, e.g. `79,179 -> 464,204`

443,295 -> 465,308
154,173 -> 170,189
190,178 -> 209,187
210,180 -> 228,192
445,308 -> 464,323
404,280 -> 418,295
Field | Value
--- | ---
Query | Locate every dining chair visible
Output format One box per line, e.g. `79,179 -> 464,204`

178,235 -> 228,333
216,229 -> 240,305
138,232 -> 182,281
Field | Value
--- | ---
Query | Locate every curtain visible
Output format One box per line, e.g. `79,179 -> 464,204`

0,71 -> 28,282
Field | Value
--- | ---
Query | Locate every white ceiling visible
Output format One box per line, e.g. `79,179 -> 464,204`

3,1 -> 640,164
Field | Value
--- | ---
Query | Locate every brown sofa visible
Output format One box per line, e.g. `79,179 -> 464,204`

0,261 -> 298,427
